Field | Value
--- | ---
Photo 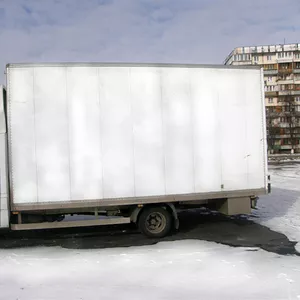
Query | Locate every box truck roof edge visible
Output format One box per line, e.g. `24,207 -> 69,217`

6,62 -> 262,70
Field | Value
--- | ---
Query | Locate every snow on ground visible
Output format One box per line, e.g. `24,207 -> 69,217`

1,163 -> 300,300
252,163 -> 300,252
1,241 -> 300,300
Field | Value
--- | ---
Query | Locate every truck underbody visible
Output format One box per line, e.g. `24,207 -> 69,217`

9,191 -> 262,237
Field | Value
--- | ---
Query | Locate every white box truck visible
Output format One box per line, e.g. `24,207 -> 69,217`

0,63 -> 269,237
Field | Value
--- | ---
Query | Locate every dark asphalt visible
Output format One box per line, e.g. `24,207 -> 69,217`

0,209 -> 298,256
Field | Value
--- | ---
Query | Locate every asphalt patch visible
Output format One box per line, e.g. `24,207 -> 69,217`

0,209 -> 298,256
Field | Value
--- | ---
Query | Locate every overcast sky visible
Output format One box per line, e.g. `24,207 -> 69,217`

0,0 -> 299,80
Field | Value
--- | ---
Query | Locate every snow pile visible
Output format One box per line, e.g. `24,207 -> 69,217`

252,163 -> 300,252
1,241 -> 300,300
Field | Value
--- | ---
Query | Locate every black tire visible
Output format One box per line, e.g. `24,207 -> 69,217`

138,206 -> 173,238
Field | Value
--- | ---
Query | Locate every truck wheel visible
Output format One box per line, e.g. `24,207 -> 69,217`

138,206 -> 172,238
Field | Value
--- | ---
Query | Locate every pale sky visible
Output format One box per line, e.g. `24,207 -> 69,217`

0,0 -> 299,82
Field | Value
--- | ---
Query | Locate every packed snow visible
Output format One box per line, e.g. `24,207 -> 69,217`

0,163 -> 300,300
252,163 -> 300,252
1,241 -> 300,300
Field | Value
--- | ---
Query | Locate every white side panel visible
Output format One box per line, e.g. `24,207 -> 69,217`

0,135 -> 8,204
190,69 -> 222,192
245,70 -> 266,189
8,65 -> 267,206
34,68 -> 70,202
0,86 -> 9,228
0,85 -> 6,134
161,68 -> 194,194
0,134 -> 9,228
0,209 -> 9,228
218,69 -> 248,191
98,68 -> 135,199
8,68 -> 37,203
130,68 -> 165,196
67,67 -> 103,200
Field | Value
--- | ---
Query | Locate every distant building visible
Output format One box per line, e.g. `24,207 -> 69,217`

224,43 -> 300,154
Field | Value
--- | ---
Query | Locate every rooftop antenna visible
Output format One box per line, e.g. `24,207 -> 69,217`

284,38 -> 286,44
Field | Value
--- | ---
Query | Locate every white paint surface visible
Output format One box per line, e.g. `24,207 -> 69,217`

0,86 -> 9,228
7,65 -> 267,205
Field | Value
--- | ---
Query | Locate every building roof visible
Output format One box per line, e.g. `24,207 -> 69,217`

224,43 -> 300,64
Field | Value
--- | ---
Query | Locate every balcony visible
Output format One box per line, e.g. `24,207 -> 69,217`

264,69 -> 278,75
278,90 -> 292,96
278,123 -> 300,128
278,68 -> 293,74
277,57 -> 294,63
280,145 -> 293,150
234,61 -> 253,66
293,69 -> 300,73
271,134 -> 290,139
277,79 -> 294,84
265,91 -> 278,97
279,145 -> 300,150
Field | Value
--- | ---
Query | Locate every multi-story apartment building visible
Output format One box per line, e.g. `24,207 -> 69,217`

224,43 -> 300,154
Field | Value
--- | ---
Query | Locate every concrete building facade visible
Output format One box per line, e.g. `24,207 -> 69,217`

224,43 -> 300,154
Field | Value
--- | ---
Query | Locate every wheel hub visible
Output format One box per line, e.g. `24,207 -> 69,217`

146,212 -> 166,233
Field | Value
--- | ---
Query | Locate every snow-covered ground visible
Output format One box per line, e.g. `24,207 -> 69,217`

1,241 -> 300,300
252,163 -> 300,252
1,163 -> 300,300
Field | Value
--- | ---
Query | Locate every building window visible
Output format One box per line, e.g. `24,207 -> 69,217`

268,98 -> 273,103
280,63 -> 290,70
253,56 -> 258,62
268,76 -> 272,82
266,85 -> 277,92
294,75 -> 300,81
264,64 -> 277,70
267,55 -> 272,61
277,52 -> 292,58
240,54 -> 249,61
295,97 -> 300,102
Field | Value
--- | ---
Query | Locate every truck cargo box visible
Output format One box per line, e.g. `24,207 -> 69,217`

6,63 -> 268,211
